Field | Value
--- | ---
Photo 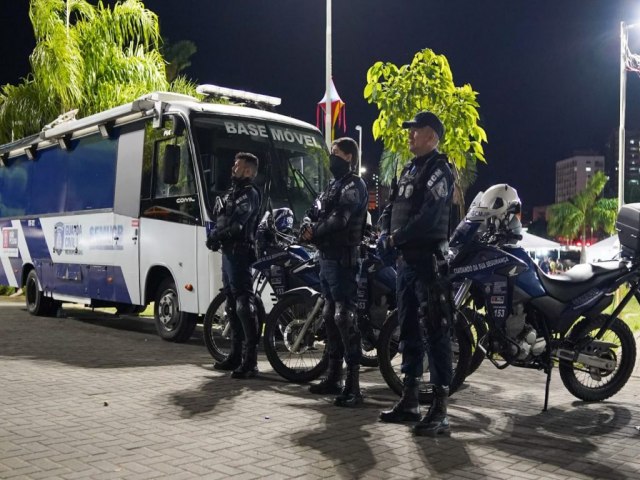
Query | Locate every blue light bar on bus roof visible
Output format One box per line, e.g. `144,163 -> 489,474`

196,84 -> 281,107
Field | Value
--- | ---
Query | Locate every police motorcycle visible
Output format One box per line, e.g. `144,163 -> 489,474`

203,208 -> 313,362
448,184 -> 638,410
375,263 -> 474,403
261,203 -> 395,382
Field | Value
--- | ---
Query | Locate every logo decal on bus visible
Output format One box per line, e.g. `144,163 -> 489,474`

53,222 -> 82,255
89,225 -> 124,250
1,228 -> 19,258
224,121 -> 321,148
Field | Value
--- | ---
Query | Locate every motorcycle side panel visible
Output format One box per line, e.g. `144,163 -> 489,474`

503,246 -> 546,298
529,295 -> 580,335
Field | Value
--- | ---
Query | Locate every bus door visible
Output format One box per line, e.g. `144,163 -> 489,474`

140,118 -> 201,313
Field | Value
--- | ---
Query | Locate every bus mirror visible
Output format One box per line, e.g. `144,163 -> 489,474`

171,117 -> 186,136
162,145 -> 181,185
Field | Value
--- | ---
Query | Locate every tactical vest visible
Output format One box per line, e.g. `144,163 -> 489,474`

316,173 -> 367,250
390,153 -> 452,248
216,179 -> 260,245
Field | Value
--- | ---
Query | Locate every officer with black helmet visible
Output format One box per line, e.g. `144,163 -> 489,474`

206,152 -> 262,379
301,137 -> 368,407
377,111 -> 455,436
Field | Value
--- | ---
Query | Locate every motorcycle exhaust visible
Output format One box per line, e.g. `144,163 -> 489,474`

554,347 -> 617,371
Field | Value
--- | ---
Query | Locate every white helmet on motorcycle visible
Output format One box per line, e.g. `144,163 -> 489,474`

466,184 -> 522,233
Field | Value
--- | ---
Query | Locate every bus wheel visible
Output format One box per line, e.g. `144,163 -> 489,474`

25,270 -> 57,316
154,278 -> 197,342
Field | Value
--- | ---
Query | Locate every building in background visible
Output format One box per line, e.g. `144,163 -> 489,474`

604,129 -> 640,202
555,151 -> 605,203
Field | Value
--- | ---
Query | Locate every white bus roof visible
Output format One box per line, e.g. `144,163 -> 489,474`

0,91 -> 322,159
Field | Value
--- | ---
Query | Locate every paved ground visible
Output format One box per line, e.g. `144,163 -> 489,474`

1,300 -> 640,480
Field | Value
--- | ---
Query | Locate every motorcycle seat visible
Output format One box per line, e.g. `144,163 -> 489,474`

536,261 -> 627,303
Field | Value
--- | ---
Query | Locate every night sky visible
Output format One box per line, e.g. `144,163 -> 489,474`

2,1 -> 640,218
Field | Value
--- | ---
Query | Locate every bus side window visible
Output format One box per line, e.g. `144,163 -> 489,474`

142,118 -> 196,200
154,139 -> 195,198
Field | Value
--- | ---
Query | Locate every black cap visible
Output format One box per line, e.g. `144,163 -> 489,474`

402,111 -> 444,139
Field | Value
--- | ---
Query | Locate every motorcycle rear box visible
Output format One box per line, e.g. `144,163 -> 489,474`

616,203 -> 640,254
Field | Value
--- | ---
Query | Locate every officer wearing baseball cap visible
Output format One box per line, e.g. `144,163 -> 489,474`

377,110 -> 455,436
401,111 -> 445,139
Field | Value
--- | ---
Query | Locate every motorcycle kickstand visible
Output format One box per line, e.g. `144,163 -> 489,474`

542,365 -> 552,412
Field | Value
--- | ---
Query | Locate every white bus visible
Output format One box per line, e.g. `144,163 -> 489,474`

0,87 -> 330,341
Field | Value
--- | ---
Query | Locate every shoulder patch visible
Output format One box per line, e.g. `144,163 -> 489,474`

433,178 -> 449,199
341,185 -> 359,204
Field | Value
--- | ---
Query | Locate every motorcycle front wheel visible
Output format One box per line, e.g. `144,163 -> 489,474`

263,294 -> 329,383
203,292 -> 266,363
203,292 -> 231,362
461,306 -> 488,376
377,309 -> 472,403
558,314 -> 636,402
359,319 -> 379,368
360,341 -> 379,367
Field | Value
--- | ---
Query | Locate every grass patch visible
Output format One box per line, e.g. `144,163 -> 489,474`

609,289 -> 640,334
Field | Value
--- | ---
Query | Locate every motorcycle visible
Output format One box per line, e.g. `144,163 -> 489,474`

203,208 -> 311,362
449,184 -> 638,410
375,270 -> 474,403
262,232 -> 397,383
203,210 -> 381,370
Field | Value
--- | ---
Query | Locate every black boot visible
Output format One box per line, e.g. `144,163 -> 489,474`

413,385 -> 450,436
379,376 -> 421,423
309,360 -> 343,394
334,365 -> 363,407
231,295 -> 259,379
213,340 -> 242,371
231,343 -> 259,379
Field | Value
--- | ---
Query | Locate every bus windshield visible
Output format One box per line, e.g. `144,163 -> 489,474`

192,115 -> 330,222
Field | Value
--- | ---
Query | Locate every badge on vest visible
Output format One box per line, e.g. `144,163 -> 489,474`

404,184 -> 414,198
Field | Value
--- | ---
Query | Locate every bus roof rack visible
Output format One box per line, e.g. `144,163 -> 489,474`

196,84 -> 281,109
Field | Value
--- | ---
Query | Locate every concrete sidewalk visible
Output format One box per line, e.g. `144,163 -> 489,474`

1,304 -> 639,479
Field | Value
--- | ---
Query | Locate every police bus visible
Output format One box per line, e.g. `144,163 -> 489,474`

0,85 -> 329,341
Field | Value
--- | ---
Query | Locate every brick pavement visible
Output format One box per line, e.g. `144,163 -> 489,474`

1,302 -> 639,479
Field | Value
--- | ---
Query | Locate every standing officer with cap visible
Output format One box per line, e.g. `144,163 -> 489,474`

301,137 -> 368,407
206,152 -> 262,379
377,111 -> 455,436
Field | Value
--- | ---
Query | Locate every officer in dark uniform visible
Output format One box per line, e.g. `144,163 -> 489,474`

377,111 -> 455,436
206,152 -> 262,379
301,137 -> 368,407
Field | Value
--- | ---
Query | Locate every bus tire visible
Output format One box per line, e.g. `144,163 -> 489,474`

154,278 -> 197,342
25,269 -> 57,316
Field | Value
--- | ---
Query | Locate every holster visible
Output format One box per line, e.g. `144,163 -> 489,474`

320,246 -> 359,268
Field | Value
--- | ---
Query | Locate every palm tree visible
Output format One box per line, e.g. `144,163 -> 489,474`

548,171 -> 617,263
163,39 -> 197,83
0,0 -> 197,144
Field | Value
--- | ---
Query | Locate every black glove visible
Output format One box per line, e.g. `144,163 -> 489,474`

298,221 -> 313,243
206,232 -> 221,251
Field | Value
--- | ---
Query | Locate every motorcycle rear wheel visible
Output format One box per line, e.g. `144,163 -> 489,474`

559,315 -> 636,402
377,309 -> 472,403
263,294 -> 329,383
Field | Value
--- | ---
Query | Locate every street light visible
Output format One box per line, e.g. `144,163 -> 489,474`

619,21 -> 639,208
355,125 -> 363,175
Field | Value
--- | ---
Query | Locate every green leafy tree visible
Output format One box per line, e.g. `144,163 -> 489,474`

547,171 -> 617,262
0,0 -> 197,144
364,48 -> 487,213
